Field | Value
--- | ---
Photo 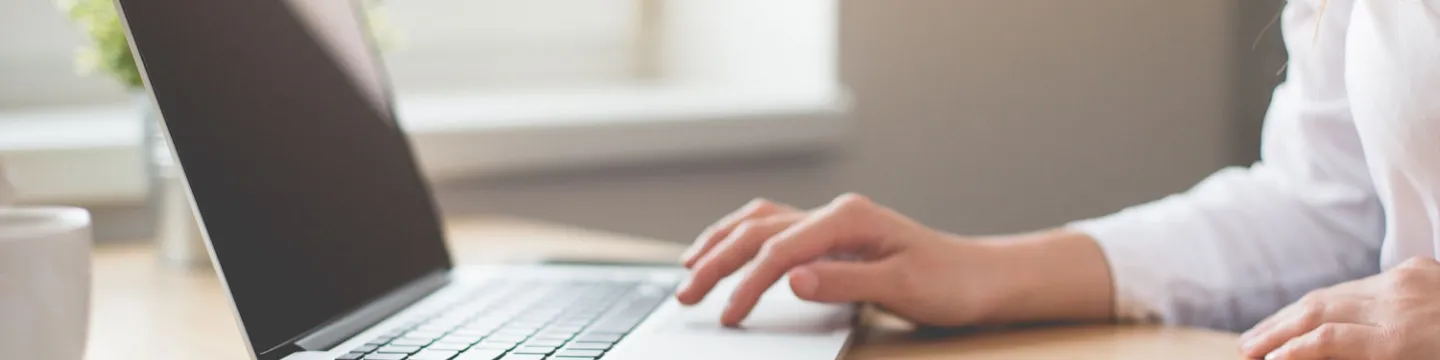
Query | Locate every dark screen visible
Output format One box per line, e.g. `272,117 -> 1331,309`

114,0 -> 452,354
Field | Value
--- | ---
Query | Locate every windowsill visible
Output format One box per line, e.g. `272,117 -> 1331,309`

0,85 -> 850,206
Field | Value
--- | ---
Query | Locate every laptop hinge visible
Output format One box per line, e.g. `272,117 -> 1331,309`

261,269 -> 451,359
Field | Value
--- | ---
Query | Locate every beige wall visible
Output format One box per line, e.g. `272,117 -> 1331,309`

435,0 -> 1248,241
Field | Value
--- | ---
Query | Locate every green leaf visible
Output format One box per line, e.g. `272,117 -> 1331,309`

58,0 -> 394,90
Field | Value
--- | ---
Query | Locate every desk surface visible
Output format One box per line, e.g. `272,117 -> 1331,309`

87,216 -> 1243,360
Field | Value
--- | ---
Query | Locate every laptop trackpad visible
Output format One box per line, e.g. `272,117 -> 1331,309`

665,276 -> 852,333
605,276 -> 855,360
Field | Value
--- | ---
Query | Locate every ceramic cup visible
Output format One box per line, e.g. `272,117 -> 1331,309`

0,206 -> 91,359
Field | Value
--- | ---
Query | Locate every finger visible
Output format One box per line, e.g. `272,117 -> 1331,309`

1266,323 -> 1384,360
682,198 -> 797,268
788,259 -> 899,303
1242,288 -> 1350,345
1241,298 -> 1372,358
676,212 -> 805,305
1242,280 -> 1373,344
1243,303 -> 1296,347
722,194 -> 900,326
1243,302 -> 1297,345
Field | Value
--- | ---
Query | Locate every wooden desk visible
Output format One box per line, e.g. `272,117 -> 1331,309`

88,216 -> 1243,360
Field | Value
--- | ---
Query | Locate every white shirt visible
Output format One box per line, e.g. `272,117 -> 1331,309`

1070,0 -> 1440,331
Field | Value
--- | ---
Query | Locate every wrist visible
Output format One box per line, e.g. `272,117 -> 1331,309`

973,229 -> 1116,324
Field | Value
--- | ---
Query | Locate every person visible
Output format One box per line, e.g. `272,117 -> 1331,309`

673,1 -> 1440,359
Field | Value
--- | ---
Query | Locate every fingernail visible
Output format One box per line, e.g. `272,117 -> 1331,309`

1240,337 -> 1261,353
1263,345 -> 1291,360
676,279 -> 693,297
789,267 -> 819,298
719,307 -> 743,327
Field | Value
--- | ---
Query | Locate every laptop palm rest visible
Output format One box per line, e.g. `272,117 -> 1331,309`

604,276 -> 855,360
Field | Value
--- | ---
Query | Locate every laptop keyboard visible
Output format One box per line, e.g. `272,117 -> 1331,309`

336,277 -> 676,360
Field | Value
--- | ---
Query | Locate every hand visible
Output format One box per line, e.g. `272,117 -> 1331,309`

675,194 -> 1008,327
1239,257 -> 1440,360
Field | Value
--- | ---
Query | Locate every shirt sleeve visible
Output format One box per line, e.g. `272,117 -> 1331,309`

1346,0 -> 1440,268
1068,0 -> 1385,331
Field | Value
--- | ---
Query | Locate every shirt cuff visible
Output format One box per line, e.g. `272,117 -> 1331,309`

1068,214 -> 1167,324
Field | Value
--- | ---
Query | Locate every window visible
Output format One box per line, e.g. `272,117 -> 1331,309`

382,0 -> 657,94
0,0 -> 131,108
0,0 -> 845,204
0,0 -> 655,108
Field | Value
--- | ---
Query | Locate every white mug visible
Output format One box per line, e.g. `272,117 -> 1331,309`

0,206 -> 91,360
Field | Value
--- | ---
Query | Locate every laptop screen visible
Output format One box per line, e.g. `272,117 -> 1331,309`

115,0 -> 452,355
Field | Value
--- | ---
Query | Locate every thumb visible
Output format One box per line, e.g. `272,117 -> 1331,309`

788,260 -> 897,303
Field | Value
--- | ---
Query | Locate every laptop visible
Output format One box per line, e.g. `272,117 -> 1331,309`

112,0 -> 855,360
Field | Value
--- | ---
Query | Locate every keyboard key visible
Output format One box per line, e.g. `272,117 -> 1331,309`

362,354 -> 407,360
510,320 -> 550,327
596,317 -> 641,328
473,340 -> 519,350
351,345 -> 379,353
408,350 -> 460,360
553,316 -> 594,325
554,315 -> 594,322
438,335 -> 481,345
416,324 -> 456,332
541,325 -> 584,333
521,339 -> 566,347
365,337 -> 395,347
426,342 -> 471,351
500,355 -> 545,360
581,324 -> 626,334
484,334 -> 527,342
511,346 -> 557,355
429,318 -> 468,326
453,349 -> 506,360
336,352 -> 366,360
391,338 -> 434,346
494,327 -> 537,336
406,330 -> 447,340
469,317 -> 508,326
376,345 -> 422,354
527,332 -> 573,341
562,314 -> 601,322
466,320 -> 506,329
572,334 -> 621,343
459,327 -> 500,335
561,342 -> 610,351
450,329 -> 489,337
551,349 -> 603,358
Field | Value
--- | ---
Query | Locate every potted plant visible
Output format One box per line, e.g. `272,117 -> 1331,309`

58,0 -> 396,267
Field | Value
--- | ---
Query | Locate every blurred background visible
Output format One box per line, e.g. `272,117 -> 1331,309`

0,0 -> 1288,244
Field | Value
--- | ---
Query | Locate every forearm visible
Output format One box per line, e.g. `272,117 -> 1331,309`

971,229 -> 1116,324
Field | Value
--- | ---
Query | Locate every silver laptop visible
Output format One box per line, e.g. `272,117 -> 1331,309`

112,1 -> 855,360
